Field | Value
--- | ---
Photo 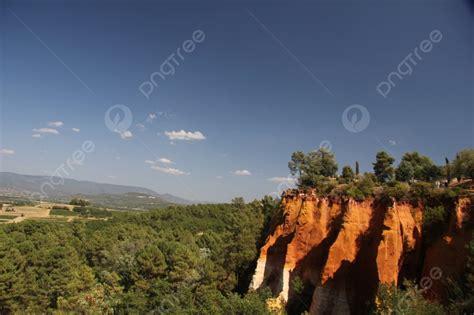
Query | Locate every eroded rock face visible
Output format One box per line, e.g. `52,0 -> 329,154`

250,189 -> 472,314
421,198 -> 473,300
376,202 -> 423,285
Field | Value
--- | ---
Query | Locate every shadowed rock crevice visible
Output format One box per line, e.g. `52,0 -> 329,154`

348,200 -> 387,314
263,233 -> 295,295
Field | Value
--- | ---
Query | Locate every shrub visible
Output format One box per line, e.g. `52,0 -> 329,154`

423,206 -> 446,226
423,206 -> 447,245
73,206 -> 112,218
50,208 -> 78,216
330,173 -> 376,201
375,281 -> 445,315
383,182 -> 411,201
408,182 -> 435,201
69,198 -> 91,206
52,205 -> 70,210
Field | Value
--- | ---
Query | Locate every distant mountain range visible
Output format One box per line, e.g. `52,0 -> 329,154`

0,172 -> 192,207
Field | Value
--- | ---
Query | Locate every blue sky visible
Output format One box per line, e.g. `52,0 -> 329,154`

0,0 -> 473,202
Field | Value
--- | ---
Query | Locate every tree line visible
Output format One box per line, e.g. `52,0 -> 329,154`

289,148 -> 474,188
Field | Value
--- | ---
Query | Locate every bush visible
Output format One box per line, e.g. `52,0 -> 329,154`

375,281 -> 445,315
408,182 -> 435,201
315,179 -> 338,197
423,206 -> 447,245
52,205 -> 71,210
50,208 -> 78,216
73,206 -> 112,218
329,173 -> 376,201
383,182 -> 411,201
423,206 -> 447,227
70,198 -> 91,206
447,233 -> 474,313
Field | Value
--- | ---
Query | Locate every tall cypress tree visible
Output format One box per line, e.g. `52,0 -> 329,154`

445,157 -> 451,184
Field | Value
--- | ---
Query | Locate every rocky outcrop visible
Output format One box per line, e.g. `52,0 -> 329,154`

376,202 -> 423,285
421,197 -> 473,300
250,189 -> 472,314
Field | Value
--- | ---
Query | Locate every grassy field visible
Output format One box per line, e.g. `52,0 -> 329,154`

0,215 -> 19,219
50,208 -> 79,216
0,195 -> 148,225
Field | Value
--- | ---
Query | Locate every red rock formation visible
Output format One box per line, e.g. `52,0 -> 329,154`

376,202 -> 423,285
421,197 -> 473,300
250,189 -> 472,314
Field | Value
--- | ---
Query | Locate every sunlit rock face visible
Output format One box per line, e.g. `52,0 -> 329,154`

250,189 -> 472,314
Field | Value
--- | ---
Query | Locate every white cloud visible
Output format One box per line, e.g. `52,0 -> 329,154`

48,121 -> 64,127
32,134 -> 42,138
216,176 -> 223,179
108,175 -> 117,179
146,113 -> 157,123
119,130 -> 133,140
268,176 -> 297,183
144,160 -> 156,165
70,159 -> 83,166
0,149 -> 15,155
72,128 -> 80,132
136,123 -> 146,131
32,128 -> 59,135
158,158 -> 173,164
233,169 -> 252,176
151,165 -> 188,175
164,130 -> 206,141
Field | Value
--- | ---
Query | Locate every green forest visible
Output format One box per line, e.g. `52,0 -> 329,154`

0,199 -> 278,314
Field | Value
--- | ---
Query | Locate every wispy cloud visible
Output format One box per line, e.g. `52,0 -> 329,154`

136,123 -> 146,131
70,159 -> 83,166
48,121 -> 64,127
32,134 -> 42,138
146,113 -> 157,123
0,149 -> 15,155
233,169 -> 252,176
72,128 -> 80,132
119,130 -> 133,140
158,158 -> 173,164
164,130 -> 206,141
32,128 -> 59,135
151,165 -> 188,175
146,158 -> 173,165
268,176 -> 297,183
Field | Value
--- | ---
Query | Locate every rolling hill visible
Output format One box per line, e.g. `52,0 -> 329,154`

0,172 -> 192,206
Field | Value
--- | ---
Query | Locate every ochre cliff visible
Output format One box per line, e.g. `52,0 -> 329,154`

250,189 -> 473,314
